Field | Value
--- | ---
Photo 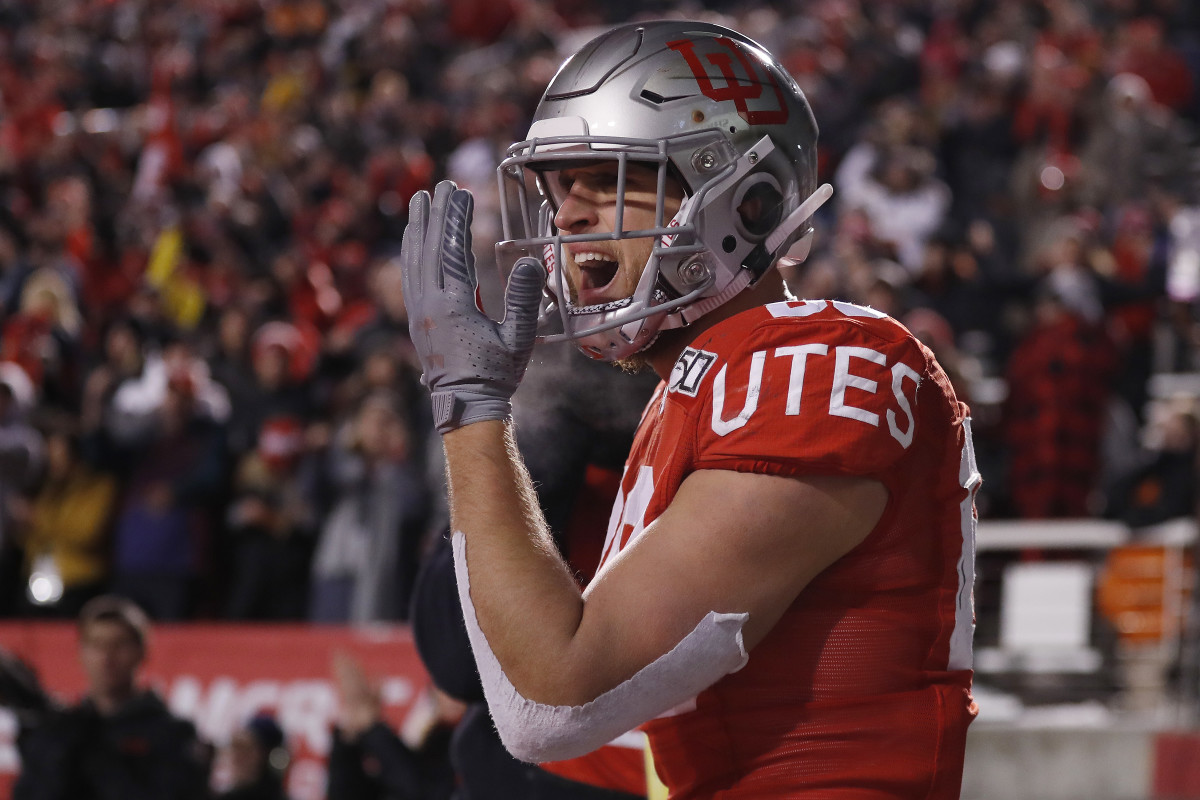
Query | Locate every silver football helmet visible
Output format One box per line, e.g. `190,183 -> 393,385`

497,20 -> 831,361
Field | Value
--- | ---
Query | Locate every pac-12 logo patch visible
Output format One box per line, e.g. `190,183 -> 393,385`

669,346 -> 717,396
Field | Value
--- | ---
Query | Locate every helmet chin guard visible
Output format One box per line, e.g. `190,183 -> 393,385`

496,21 -> 828,362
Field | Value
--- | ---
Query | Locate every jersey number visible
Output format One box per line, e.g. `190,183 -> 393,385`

599,466 -> 656,568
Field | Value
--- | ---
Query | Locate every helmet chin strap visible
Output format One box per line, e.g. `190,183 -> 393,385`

660,270 -> 752,330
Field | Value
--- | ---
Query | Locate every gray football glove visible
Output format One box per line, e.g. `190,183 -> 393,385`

401,180 -> 546,434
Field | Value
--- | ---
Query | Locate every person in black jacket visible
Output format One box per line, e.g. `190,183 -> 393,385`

326,650 -> 457,800
5,595 -> 213,800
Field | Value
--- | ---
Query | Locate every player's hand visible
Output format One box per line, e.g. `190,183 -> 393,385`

401,180 -> 546,434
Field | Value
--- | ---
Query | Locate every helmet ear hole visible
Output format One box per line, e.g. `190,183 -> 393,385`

734,176 -> 784,240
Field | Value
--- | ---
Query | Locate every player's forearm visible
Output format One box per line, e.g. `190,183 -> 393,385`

442,420 -> 594,704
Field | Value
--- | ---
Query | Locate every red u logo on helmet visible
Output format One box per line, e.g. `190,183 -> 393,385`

667,37 -> 790,126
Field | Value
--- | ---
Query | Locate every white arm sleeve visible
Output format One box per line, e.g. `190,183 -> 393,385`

451,531 -> 749,763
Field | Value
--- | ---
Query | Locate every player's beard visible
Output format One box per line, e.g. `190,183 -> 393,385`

612,325 -> 690,375
613,353 -> 650,374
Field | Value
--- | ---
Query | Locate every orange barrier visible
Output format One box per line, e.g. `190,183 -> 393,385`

0,621 -> 430,800
1095,545 -> 1195,644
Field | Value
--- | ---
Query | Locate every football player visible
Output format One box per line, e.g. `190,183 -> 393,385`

401,20 -> 980,798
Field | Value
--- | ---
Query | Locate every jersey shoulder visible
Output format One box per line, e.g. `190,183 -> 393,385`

666,300 -> 943,479
714,299 -> 919,350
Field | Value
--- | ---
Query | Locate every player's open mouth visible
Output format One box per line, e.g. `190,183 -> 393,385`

572,251 -> 620,304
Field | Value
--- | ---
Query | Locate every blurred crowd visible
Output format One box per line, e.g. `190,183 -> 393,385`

1,594 -> 462,800
1,0 -> 1200,624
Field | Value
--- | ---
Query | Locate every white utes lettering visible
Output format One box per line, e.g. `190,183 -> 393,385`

712,343 -> 920,448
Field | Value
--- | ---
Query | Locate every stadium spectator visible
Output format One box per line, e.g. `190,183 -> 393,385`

16,420 -> 118,617
1004,223 -> 1118,517
837,144 -> 954,275
0,363 -> 46,616
309,389 -> 428,623
103,351 -> 229,620
908,222 -> 1020,370
1,265 -> 83,410
321,257 -> 429,444
206,306 -> 262,453
940,73 -> 1022,233
4,595 -> 213,800
216,713 -> 290,800
1105,399 -> 1200,528
1078,73 -> 1193,208
79,318 -> 152,433
326,650 -> 457,800
1110,16 -> 1195,114
1100,202 -> 1169,424
224,415 -> 319,620
1153,182 -> 1200,372
223,320 -> 317,461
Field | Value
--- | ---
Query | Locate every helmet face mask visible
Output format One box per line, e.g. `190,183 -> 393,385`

496,21 -> 823,361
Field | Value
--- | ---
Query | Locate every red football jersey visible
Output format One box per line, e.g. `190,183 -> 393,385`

595,299 -> 980,799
